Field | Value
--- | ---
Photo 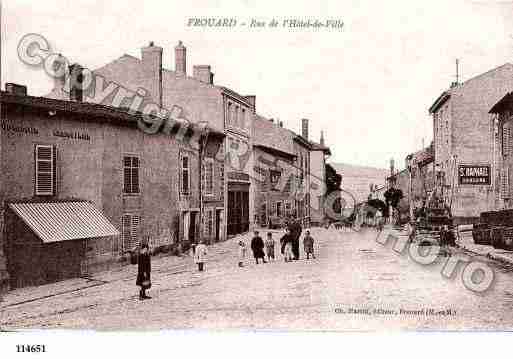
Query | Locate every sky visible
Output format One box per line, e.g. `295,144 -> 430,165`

2,0 -> 513,170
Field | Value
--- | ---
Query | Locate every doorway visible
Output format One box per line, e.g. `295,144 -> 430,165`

189,211 -> 197,243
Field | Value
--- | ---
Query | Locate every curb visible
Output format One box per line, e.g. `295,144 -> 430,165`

457,242 -> 513,266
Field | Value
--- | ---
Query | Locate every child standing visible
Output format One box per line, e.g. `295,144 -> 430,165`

194,239 -> 208,271
237,240 -> 246,267
280,228 -> 293,262
303,230 -> 315,259
265,232 -> 275,261
251,230 -> 267,264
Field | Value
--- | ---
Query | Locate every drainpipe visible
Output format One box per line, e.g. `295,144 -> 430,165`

198,128 -> 210,243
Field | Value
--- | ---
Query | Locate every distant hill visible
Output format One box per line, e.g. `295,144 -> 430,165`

329,163 -> 389,204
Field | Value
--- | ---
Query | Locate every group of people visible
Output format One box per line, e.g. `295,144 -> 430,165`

135,219 -> 317,300
241,225 -> 316,266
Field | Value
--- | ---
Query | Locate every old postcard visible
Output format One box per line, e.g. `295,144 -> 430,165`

1,0 -> 513,348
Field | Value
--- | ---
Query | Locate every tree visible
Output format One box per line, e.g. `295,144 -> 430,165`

324,164 -> 343,218
384,188 -> 403,213
325,164 -> 342,193
367,198 -> 387,217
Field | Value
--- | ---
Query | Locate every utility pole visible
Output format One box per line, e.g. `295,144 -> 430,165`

456,59 -> 459,85
198,126 -> 210,244
0,0 -> 8,299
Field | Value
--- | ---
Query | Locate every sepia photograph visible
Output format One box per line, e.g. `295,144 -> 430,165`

1,0 -> 513,356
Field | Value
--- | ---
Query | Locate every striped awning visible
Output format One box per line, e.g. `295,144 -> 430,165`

9,202 -> 120,243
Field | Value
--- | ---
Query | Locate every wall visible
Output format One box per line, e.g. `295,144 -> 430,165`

309,150 -> 326,224
0,106 -> 8,292
434,64 -> 513,219
1,101 -> 196,272
252,147 -> 296,227
293,140 -> 311,222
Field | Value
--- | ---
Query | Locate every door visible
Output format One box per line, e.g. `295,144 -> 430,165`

215,209 -> 221,242
261,203 -> 267,226
227,184 -> 250,235
189,212 -> 197,243
183,211 -> 190,242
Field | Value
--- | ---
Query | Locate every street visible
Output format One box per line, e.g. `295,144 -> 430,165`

2,227 -> 513,331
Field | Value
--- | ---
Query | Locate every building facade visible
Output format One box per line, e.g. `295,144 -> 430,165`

0,84 -> 223,288
428,63 -> 513,223
47,41 -> 255,239
489,92 -> 513,211
252,115 -> 297,227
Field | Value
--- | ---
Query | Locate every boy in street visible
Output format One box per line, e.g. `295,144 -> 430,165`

265,232 -> 275,261
280,228 -> 294,262
303,230 -> 315,259
238,240 -> 246,267
251,231 -> 267,264
194,239 -> 208,271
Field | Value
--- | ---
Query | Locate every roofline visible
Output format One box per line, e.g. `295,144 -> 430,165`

293,135 -> 312,149
219,86 -> 253,107
253,144 -> 296,160
0,92 -> 225,137
428,91 -> 450,114
490,92 -> 513,114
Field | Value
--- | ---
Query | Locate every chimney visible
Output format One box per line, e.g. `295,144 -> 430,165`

5,83 -> 27,96
141,42 -> 163,105
320,130 -> 325,146
245,95 -> 256,112
390,158 -> 395,176
175,40 -> 186,76
69,63 -> 84,102
52,54 -> 69,93
193,65 -> 214,84
301,118 -> 309,139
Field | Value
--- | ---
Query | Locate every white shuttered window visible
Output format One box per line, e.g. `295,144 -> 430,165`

35,145 -> 56,196
121,214 -> 140,251
501,168 -> 510,199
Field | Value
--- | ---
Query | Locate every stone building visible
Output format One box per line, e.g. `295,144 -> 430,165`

407,144 -> 435,210
0,83 -> 223,289
47,41 -> 255,239
252,116 -> 296,227
300,121 -> 331,225
489,92 -> 513,210
428,63 -> 513,223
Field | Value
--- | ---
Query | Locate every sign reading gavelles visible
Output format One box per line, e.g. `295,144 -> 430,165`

458,165 -> 491,185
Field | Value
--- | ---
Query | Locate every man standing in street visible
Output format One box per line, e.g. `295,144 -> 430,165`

288,215 -> 302,260
251,230 -> 266,264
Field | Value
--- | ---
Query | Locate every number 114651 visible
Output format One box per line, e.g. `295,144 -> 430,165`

16,345 -> 46,353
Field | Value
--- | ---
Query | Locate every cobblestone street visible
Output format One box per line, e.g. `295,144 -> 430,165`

2,227 -> 513,331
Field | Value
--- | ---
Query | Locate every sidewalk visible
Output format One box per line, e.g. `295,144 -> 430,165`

1,228 -> 285,308
457,231 -> 513,266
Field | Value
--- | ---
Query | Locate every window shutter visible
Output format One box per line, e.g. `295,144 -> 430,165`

509,128 -> 513,157
121,215 -> 131,252
501,168 -> 510,199
504,126 -> 512,157
35,145 -> 55,196
179,153 -> 183,195
132,157 -> 139,194
131,215 -> 140,248
201,161 -> 206,195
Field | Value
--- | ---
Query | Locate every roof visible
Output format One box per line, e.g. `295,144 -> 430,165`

1,91 -> 141,124
1,91 -> 225,138
429,63 -> 513,114
254,144 -> 296,160
428,91 -> 451,114
408,145 -> 434,167
253,115 -> 295,156
309,140 -> 331,155
9,201 -> 119,243
490,92 -> 513,114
